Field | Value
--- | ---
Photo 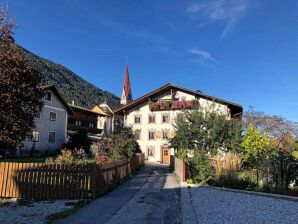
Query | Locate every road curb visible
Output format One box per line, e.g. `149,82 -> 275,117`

197,185 -> 298,203
180,182 -> 197,224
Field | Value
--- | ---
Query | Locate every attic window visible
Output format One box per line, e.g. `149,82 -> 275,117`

45,91 -> 52,101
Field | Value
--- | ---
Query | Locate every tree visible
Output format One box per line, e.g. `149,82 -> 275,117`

241,124 -> 273,184
0,6 -> 43,150
65,128 -> 91,152
171,108 -> 242,155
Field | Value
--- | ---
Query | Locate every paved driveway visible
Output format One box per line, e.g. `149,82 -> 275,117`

60,163 -> 181,224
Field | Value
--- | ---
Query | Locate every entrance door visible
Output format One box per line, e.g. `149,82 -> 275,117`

162,146 -> 170,164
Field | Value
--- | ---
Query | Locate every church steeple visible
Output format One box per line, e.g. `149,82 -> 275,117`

120,63 -> 133,105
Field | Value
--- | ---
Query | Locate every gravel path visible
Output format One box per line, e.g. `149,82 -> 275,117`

0,200 -> 77,224
188,187 -> 298,224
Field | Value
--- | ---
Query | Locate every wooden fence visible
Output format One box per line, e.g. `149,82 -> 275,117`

174,156 -> 186,182
0,153 -> 145,199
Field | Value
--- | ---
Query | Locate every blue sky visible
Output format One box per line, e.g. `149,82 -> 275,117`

5,0 -> 298,121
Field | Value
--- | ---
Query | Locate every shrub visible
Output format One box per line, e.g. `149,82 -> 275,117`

211,175 -> 258,191
46,148 -> 86,165
64,129 -> 91,152
185,151 -> 214,186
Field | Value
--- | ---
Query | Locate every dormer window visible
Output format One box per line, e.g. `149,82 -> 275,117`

45,91 -> 52,101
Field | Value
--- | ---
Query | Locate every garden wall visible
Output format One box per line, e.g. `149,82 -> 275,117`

174,156 -> 186,182
0,153 -> 145,199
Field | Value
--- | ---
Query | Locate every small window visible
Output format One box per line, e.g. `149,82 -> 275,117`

177,114 -> 184,122
162,130 -> 169,140
89,122 -> 95,128
148,131 -> 155,140
48,132 -> 55,143
45,91 -> 52,101
148,115 -> 156,123
36,113 -> 41,119
49,112 -> 56,121
162,114 -> 170,123
134,115 -> 141,124
31,131 -> 39,142
135,129 -> 141,140
75,120 -> 81,126
148,147 -> 155,157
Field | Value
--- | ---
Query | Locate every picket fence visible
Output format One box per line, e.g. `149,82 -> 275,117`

0,153 -> 145,199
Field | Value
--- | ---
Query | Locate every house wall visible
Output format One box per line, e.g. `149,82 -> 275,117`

22,90 -> 68,154
123,90 -> 230,162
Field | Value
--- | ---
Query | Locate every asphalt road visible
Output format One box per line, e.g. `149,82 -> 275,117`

59,162 -> 182,224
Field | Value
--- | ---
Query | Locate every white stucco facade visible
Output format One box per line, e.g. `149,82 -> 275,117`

122,89 -> 231,162
21,89 -> 69,155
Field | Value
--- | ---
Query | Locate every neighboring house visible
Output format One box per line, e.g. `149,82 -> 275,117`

114,83 -> 243,164
68,103 -> 106,140
21,85 -> 73,155
92,101 -> 114,135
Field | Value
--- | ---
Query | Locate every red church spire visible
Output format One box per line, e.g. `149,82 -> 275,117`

121,61 -> 132,105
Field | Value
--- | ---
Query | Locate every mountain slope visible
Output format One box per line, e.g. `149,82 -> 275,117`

22,47 -> 120,109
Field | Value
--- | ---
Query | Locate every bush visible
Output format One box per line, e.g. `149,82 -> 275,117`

211,175 -> 258,191
186,151 -> 214,185
64,129 -> 91,152
46,148 -> 86,165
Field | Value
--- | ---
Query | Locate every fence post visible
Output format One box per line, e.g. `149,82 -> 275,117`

90,165 -> 97,199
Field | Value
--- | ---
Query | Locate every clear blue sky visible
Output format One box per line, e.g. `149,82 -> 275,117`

5,0 -> 298,121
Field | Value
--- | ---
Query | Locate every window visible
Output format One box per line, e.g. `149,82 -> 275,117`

177,113 -> 184,122
49,112 -> 56,121
148,115 -> 156,123
31,131 -> 39,142
162,114 -> 170,123
148,147 -> 155,157
36,113 -> 41,119
89,122 -> 95,128
75,120 -> 81,126
134,115 -> 141,124
135,129 -> 141,140
45,91 -> 52,101
148,131 -> 155,140
48,132 -> 55,143
162,130 -> 169,140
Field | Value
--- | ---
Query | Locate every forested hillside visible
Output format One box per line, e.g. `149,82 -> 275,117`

21,47 -> 120,109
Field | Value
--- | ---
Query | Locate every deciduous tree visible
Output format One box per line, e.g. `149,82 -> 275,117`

0,6 -> 43,150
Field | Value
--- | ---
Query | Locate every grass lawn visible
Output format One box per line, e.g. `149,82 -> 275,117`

0,156 -> 51,163
0,156 -> 96,164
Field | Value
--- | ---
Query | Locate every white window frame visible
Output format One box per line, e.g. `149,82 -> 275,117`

147,146 -> 155,158
134,115 -> 141,124
148,114 -> 156,124
44,91 -> 52,101
31,131 -> 40,142
49,112 -> 57,121
162,113 -> 170,123
48,131 -> 55,143
148,130 -> 155,140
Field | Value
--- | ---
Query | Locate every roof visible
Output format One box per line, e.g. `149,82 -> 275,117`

40,85 -> 73,115
114,83 -> 243,114
100,99 -> 121,113
69,104 -> 106,116
123,64 -> 132,99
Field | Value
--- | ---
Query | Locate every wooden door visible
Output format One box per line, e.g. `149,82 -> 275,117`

162,147 -> 170,164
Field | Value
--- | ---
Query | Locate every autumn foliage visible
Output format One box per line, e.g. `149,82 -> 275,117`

0,6 -> 43,150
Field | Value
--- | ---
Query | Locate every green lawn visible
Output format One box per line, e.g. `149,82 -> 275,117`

0,156 -> 50,163
0,156 -> 96,164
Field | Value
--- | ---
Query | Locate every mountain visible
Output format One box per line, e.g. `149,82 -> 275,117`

21,47 -> 120,109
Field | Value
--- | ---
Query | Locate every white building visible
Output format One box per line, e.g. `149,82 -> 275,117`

21,86 -> 73,155
114,80 -> 242,164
